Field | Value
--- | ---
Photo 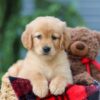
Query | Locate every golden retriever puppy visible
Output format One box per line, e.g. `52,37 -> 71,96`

8,16 -> 73,98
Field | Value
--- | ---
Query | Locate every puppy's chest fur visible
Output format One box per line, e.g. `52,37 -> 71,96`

40,63 -> 55,80
18,51 -> 68,81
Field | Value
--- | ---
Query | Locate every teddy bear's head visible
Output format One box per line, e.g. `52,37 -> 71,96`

68,27 -> 100,59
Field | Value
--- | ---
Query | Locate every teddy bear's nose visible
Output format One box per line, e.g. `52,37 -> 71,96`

76,43 -> 85,50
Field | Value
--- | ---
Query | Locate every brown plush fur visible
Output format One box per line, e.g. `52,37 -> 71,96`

67,27 -> 100,82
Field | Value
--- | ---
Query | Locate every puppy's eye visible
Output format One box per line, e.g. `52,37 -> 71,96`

52,35 -> 58,40
35,35 -> 42,39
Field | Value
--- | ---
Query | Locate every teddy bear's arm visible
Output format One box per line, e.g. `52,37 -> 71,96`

73,72 -> 94,85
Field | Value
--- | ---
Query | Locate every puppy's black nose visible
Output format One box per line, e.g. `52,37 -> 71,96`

43,46 -> 51,54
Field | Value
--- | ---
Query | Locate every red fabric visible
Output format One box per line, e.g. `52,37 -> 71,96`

37,85 -> 88,100
67,85 -> 87,100
9,76 -> 100,100
11,78 -> 32,97
81,58 -> 100,75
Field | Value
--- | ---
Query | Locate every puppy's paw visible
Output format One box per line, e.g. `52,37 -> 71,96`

2,72 -> 9,83
32,80 -> 48,98
49,77 -> 67,95
8,60 -> 23,77
8,65 -> 19,76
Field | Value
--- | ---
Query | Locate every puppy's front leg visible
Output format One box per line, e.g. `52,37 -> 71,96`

49,76 -> 67,95
31,73 -> 48,98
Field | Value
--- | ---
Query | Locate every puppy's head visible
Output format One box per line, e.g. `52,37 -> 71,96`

21,16 -> 70,58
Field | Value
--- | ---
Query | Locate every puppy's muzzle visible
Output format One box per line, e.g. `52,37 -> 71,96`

43,46 -> 51,55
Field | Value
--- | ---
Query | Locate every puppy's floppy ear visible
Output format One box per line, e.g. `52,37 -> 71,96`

63,27 -> 71,51
21,24 -> 33,50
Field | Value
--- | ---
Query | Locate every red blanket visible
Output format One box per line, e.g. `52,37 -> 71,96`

9,76 -> 100,100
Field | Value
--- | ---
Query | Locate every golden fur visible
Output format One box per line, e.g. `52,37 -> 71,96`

7,16 -> 73,98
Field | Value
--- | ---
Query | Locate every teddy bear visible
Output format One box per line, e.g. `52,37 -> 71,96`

67,27 -> 100,84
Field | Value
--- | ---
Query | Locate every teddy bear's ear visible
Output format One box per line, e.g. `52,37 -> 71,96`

21,24 -> 33,50
96,31 -> 100,45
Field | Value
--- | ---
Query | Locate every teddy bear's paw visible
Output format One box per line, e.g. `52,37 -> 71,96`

73,72 -> 94,85
32,80 -> 48,98
49,78 -> 66,95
